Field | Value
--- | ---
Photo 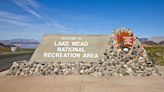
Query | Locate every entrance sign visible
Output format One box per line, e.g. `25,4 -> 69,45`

31,34 -> 110,62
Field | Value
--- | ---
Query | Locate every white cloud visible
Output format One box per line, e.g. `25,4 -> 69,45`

0,10 -> 33,27
12,0 -> 41,18
0,0 -> 74,35
0,10 -> 27,21
0,10 -> 73,34
44,21 -> 73,30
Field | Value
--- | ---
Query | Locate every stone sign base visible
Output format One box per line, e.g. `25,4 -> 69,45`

8,60 -> 161,77
8,28 -> 161,77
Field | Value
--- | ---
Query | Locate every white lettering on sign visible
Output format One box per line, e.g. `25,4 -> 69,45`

44,37 -> 99,59
44,52 -> 99,59
123,36 -> 133,45
54,41 -> 70,46
71,41 -> 88,46
44,52 -> 81,58
83,53 -> 99,58
123,36 -> 132,42
57,47 -> 85,52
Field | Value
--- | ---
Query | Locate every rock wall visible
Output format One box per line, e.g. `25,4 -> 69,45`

8,28 -> 161,77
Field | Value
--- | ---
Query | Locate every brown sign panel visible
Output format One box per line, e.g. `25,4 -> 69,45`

30,34 -> 110,62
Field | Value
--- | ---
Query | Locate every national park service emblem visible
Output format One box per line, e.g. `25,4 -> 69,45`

116,28 -> 134,52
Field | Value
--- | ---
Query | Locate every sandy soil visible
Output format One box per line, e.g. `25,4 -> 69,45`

0,66 -> 164,92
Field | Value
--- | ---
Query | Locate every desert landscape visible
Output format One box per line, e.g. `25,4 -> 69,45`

0,0 -> 164,92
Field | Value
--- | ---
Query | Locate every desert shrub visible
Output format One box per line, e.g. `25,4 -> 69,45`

144,45 -> 164,66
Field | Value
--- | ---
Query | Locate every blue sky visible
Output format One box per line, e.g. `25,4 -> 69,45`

0,0 -> 164,40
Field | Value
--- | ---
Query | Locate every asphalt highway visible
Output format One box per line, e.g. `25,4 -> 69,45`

0,52 -> 33,72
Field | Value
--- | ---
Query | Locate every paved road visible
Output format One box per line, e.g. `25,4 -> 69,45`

0,52 -> 33,72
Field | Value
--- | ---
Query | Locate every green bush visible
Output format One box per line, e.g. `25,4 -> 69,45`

0,47 -> 35,53
0,47 -> 11,53
144,45 -> 164,66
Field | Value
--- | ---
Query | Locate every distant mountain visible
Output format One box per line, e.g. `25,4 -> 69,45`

159,41 -> 164,45
142,40 -> 157,45
0,39 -> 39,48
139,37 -> 164,45
0,43 -> 6,47
139,38 -> 150,43
0,37 -> 163,48
0,39 -> 39,44
150,36 -> 164,43
0,42 -> 17,47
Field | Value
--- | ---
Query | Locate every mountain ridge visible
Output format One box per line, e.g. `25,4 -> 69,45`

0,39 -> 39,48
0,37 -> 163,48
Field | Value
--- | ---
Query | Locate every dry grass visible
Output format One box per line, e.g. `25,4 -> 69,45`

0,47 -> 35,53
144,45 -> 164,66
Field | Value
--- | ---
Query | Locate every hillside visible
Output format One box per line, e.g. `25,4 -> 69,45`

0,39 -> 39,48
